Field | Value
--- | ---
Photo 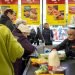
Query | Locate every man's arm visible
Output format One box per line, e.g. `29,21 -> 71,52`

18,36 -> 36,55
53,39 -> 68,50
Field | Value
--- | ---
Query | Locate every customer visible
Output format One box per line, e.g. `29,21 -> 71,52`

42,23 -> 53,45
52,25 -> 75,59
0,8 -> 15,31
28,28 -> 36,44
12,20 -> 36,75
0,24 -> 24,75
35,27 -> 44,45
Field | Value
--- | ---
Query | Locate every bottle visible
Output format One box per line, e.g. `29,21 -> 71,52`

48,50 -> 60,73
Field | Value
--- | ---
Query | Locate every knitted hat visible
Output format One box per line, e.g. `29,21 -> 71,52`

18,24 -> 30,33
16,19 -> 26,26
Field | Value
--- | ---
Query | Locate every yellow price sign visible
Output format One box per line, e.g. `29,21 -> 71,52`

46,4 -> 66,25
21,4 -> 40,25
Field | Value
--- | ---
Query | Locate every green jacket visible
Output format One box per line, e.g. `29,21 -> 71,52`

0,24 -> 24,75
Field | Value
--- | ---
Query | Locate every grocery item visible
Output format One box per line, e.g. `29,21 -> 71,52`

31,58 -> 47,65
48,50 -> 60,71
35,65 -> 48,74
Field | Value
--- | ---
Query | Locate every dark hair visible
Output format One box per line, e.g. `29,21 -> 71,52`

4,8 -> 14,15
44,23 -> 48,25
43,23 -> 49,28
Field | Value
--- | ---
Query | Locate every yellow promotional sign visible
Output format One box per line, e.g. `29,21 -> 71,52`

0,0 -> 18,16
21,0 -> 40,25
0,4 -> 18,24
21,4 -> 40,25
68,4 -> 75,24
46,0 -> 66,25
68,0 -> 75,24
0,4 -> 18,13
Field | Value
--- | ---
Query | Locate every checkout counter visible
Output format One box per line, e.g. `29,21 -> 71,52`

23,59 -> 75,75
23,41 -> 75,75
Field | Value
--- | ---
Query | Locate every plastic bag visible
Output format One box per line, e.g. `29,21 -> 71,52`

48,50 -> 60,71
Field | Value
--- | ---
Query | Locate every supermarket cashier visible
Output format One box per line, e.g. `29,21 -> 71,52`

53,25 -> 75,59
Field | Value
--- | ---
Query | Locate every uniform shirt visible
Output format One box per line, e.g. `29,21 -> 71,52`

54,39 -> 75,57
